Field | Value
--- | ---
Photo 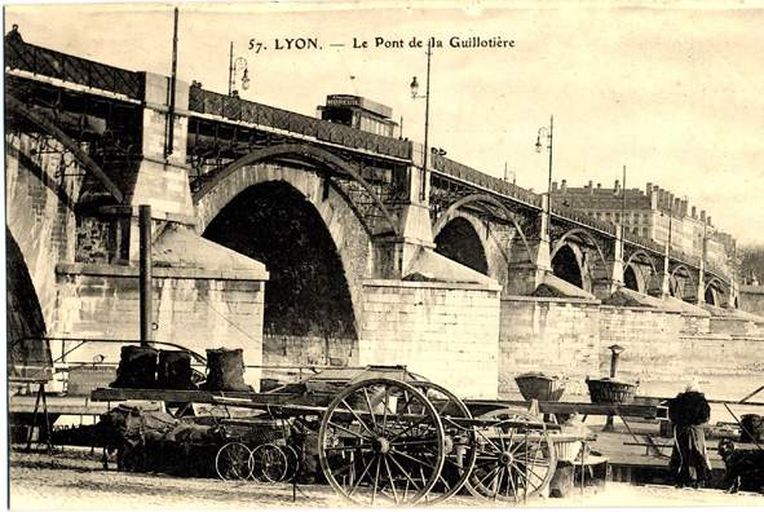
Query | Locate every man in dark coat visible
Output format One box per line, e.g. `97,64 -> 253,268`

668,380 -> 711,488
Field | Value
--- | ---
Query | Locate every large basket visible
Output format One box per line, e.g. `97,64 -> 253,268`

515,373 -> 566,402
586,377 -> 637,404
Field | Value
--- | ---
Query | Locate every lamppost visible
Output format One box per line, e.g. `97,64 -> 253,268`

535,116 -> 554,238
228,42 -> 250,96
604,344 -> 625,432
409,42 -> 432,202
661,204 -> 674,298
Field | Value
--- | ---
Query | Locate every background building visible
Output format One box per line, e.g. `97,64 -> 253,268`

550,180 -> 736,275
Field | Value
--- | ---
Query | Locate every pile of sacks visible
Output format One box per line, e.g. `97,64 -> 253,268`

111,346 -> 251,391
99,404 -> 225,476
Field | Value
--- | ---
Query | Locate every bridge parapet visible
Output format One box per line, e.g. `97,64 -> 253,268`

5,36 -> 145,101
188,87 -> 411,160
430,153 -> 542,208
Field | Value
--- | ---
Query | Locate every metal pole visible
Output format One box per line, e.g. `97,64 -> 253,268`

164,7 -> 179,159
546,115 -> 554,238
421,42 -> 432,202
610,351 -> 620,378
228,41 -> 234,96
621,164 -> 627,251
139,205 -> 153,346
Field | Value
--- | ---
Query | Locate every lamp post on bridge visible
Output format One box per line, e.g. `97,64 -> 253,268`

409,41 -> 432,203
228,42 -> 250,96
535,116 -> 554,239
661,205 -> 674,298
696,218 -> 708,305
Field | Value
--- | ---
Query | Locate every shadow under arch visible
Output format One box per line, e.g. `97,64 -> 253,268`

551,244 -> 584,289
433,215 -> 489,275
6,228 -> 50,379
201,180 -> 358,364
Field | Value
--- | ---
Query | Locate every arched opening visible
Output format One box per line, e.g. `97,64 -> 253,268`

434,217 -> 489,275
705,287 -> 717,306
202,181 -> 357,366
6,228 -> 50,379
624,265 -> 640,292
551,244 -> 583,289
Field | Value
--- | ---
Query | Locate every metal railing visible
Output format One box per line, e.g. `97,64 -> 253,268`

5,37 -> 145,100
430,153 -> 543,207
188,87 -> 412,160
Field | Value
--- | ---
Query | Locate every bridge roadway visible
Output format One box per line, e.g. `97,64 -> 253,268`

7,30 -> 757,402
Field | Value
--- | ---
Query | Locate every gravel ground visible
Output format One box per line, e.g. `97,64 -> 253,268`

9,449 -> 764,510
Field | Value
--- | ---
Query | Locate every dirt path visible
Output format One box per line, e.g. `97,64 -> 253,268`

9,450 -> 764,509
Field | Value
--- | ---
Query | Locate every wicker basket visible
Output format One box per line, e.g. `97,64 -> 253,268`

586,377 -> 637,404
515,373 -> 566,402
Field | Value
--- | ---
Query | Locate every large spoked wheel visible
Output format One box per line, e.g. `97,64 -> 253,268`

318,378 -> 446,506
466,408 -> 556,502
215,442 -> 253,481
251,443 -> 289,483
409,381 -> 477,504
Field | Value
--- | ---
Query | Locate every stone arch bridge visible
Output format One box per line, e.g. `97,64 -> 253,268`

7,34 -> 754,399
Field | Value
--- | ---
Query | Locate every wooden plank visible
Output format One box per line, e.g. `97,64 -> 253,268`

90,388 -> 334,408
10,395 -> 111,415
464,399 -> 659,419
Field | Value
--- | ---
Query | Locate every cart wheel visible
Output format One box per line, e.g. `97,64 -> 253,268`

409,381 -> 477,504
215,442 -> 253,481
251,443 -> 289,483
318,378 -> 446,506
465,408 -> 556,502
283,444 -> 300,482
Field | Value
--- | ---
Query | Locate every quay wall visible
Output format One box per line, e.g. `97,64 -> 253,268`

53,264 -> 266,384
262,334 -> 358,368
740,285 -> 764,317
499,297 -> 764,401
360,280 -> 501,399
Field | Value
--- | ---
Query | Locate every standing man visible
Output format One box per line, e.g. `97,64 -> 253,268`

668,379 -> 712,488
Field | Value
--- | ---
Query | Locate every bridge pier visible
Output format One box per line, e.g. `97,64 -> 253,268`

41,72 -> 270,383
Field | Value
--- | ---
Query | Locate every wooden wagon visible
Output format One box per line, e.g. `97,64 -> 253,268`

92,365 -> 561,506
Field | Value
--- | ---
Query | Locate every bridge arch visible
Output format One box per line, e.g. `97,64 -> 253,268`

624,249 -> 659,276
551,228 -> 609,293
623,264 -> 642,292
433,214 -> 489,275
193,143 -> 398,237
704,277 -> 725,307
6,228 -> 50,379
6,95 -> 124,203
670,263 -> 697,301
551,244 -> 584,289
432,193 -> 533,264
197,160 -> 373,367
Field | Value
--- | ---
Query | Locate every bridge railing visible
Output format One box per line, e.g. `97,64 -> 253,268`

551,204 -> 618,235
5,36 -> 145,100
188,86 -> 412,160
430,153 -> 543,207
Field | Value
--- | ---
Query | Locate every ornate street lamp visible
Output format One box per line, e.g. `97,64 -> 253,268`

228,42 -> 250,96
535,116 -> 554,237
409,43 -> 432,202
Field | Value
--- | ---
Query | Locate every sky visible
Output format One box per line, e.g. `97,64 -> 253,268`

5,1 -> 764,245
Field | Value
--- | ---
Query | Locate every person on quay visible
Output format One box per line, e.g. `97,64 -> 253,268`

668,379 -> 712,488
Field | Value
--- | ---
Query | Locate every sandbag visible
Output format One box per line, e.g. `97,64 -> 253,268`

110,345 -> 158,389
202,348 -> 251,391
157,350 -> 194,390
